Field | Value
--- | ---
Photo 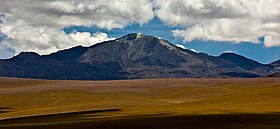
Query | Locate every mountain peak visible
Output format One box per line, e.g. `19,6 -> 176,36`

219,52 -> 272,74
14,52 -> 40,59
219,53 -> 250,61
220,52 -> 238,56
219,52 -> 254,63
119,33 -> 144,41
118,33 -> 174,48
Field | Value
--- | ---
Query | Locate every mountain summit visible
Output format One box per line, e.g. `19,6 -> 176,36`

0,33 -> 277,80
119,33 -> 144,40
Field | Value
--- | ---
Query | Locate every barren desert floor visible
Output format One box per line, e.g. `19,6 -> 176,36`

0,78 -> 280,129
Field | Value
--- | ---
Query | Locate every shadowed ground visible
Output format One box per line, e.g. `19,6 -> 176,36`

1,111 -> 280,129
0,78 -> 280,128
0,108 -> 11,114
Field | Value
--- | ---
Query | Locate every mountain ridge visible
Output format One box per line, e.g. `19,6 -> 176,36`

0,33 -> 278,80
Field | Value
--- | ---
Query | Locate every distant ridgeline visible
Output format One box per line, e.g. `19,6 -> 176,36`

0,33 -> 279,80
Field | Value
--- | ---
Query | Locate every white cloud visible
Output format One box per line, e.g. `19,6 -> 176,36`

190,48 -> 199,53
175,44 -> 187,49
172,19 -> 262,44
155,0 -> 280,47
1,0 -> 279,58
0,0 -> 154,56
264,34 -> 280,47
0,0 -> 154,29
0,20 -> 114,55
223,50 -> 234,53
0,14 -> 4,23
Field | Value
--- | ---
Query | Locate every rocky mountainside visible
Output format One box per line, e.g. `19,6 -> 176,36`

270,59 -> 280,70
0,33 -> 276,80
218,53 -> 273,75
268,72 -> 280,77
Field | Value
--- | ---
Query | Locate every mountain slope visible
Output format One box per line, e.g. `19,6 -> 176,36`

270,59 -> 280,70
268,72 -> 280,77
218,53 -> 273,75
0,33 -> 276,80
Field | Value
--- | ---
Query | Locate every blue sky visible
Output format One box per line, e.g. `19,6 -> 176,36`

0,0 -> 279,64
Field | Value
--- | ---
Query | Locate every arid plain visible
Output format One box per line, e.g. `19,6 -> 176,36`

0,77 -> 280,129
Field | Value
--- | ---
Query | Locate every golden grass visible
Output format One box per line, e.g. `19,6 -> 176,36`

0,77 -> 280,120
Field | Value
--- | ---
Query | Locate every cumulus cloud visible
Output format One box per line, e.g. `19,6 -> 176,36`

0,0 -> 154,29
175,44 -> 187,49
264,34 -> 280,47
190,48 -> 199,53
0,0 -> 154,56
1,0 -> 279,57
0,20 -> 114,55
155,0 -> 280,47
0,14 -> 4,23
